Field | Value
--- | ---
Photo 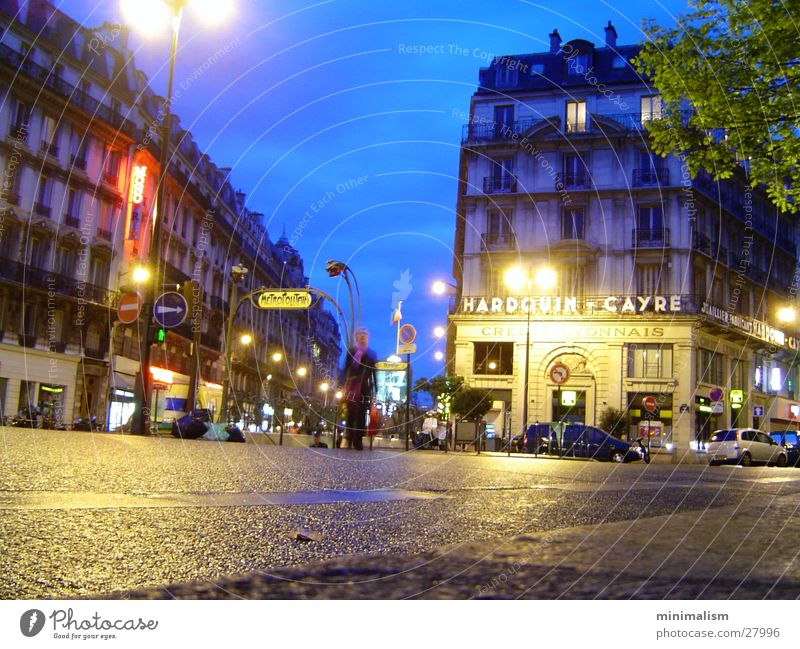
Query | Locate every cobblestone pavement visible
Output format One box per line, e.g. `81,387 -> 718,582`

2,428 -> 799,599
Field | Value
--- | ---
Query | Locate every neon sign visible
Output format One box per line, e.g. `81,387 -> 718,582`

130,165 -> 147,205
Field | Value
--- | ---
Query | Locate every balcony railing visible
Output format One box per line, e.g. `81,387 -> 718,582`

632,167 -> 670,186
555,174 -> 590,190
483,176 -> 516,193
33,202 -> 51,218
462,118 -> 544,143
0,43 -> 136,137
592,110 -> 692,133
2,191 -> 20,205
632,228 -> 670,247
40,141 -> 59,158
97,227 -> 113,241
64,214 -> 80,228
0,255 -> 117,306
69,155 -> 87,171
481,231 -> 517,251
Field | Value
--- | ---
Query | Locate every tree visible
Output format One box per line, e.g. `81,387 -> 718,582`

414,375 -> 465,420
598,406 -> 629,439
634,0 -> 800,213
451,387 -> 494,423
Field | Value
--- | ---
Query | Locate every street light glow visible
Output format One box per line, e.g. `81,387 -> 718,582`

433,325 -> 445,338
120,0 -> 172,36
503,266 -> 526,292
190,0 -> 235,25
432,280 -> 448,295
335,391 -> 343,400
132,266 -> 150,283
534,267 -> 557,290
240,334 -> 252,345
296,366 -> 307,377
434,351 -> 444,361
271,351 -> 283,362
778,306 -> 796,323
320,382 -> 329,392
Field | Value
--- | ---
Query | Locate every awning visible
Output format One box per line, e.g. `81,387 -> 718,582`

110,371 -> 137,392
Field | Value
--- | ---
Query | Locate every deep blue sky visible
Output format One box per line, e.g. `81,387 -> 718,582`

53,0 -> 689,381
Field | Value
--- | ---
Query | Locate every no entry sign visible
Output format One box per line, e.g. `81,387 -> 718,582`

117,292 -> 142,324
643,395 -> 658,413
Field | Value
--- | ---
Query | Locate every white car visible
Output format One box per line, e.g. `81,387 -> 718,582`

707,428 -> 788,467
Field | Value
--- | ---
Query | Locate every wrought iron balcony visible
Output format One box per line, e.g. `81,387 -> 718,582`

462,118 -> 544,143
97,227 -> 113,241
483,176 -> 516,193
64,214 -> 80,228
0,255 -> 117,306
69,155 -> 87,171
632,228 -> 670,248
40,141 -> 59,158
481,231 -> 517,251
555,174 -> 590,190
632,167 -> 670,186
33,202 -> 51,218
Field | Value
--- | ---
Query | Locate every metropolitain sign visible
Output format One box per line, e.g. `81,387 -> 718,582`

461,295 -> 683,315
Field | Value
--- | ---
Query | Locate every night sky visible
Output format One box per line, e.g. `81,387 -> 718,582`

50,0 -> 688,381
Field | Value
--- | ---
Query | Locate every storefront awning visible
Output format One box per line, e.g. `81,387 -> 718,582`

110,372 -> 137,392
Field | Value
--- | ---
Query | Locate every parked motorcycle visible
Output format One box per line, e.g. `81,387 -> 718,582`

11,407 -> 40,428
72,416 -> 99,432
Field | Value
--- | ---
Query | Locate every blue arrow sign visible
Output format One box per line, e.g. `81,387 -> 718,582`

153,291 -> 188,328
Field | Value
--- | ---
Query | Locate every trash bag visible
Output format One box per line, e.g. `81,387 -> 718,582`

226,424 -> 245,443
173,418 -> 208,439
202,423 -> 230,442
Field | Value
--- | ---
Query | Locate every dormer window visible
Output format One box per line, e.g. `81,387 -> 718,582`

496,62 -> 518,88
566,52 -> 590,76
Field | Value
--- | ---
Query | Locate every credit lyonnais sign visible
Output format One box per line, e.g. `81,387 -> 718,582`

254,289 -> 313,310
461,294 -> 682,316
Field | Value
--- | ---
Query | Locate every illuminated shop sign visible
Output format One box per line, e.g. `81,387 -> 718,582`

461,295 -> 682,316
700,302 -> 796,350
130,165 -> 147,205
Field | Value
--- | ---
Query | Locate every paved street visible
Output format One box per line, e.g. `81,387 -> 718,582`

1,427 -> 800,599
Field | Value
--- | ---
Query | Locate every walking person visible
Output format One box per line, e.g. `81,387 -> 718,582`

341,327 -> 377,451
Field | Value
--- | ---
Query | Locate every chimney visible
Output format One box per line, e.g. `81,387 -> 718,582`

604,21 -> 618,48
549,29 -> 561,54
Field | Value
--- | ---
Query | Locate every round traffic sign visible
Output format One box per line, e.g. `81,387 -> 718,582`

643,395 -> 658,413
709,387 -> 724,402
549,362 -> 570,385
153,291 -> 188,328
398,324 -> 416,345
117,292 -> 142,324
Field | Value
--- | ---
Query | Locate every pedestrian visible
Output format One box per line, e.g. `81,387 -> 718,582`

310,430 -> 328,448
340,327 -> 377,451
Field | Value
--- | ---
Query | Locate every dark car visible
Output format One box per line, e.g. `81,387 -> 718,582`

525,423 -> 647,463
770,430 -> 800,467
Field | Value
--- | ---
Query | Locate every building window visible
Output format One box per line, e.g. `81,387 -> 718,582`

636,264 -> 666,294
35,176 -> 52,216
40,114 -> 59,156
611,55 -> 627,69
493,105 -> 514,138
65,187 -> 81,221
566,52 -> 590,76
562,153 -> 588,187
495,63 -> 518,88
485,209 -> 513,247
103,147 -> 121,184
91,256 -> 110,288
566,100 -> 586,133
697,348 -> 725,386
26,236 -> 47,268
562,206 -> 585,239
473,342 -> 514,375
636,205 -> 665,245
11,99 -> 30,136
486,158 -> 515,193
559,265 -> 586,297
641,95 -> 663,123
57,245 -> 77,276
627,343 -> 673,378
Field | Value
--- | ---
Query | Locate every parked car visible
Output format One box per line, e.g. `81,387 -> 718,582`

525,423 -> 647,463
707,428 -> 788,466
769,430 -> 800,467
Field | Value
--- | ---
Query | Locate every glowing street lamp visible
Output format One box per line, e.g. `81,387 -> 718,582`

296,367 -> 308,377
431,279 -> 456,295
778,307 -> 796,324
240,334 -> 253,345
433,325 -> 446,338
504,265 -> 557,456
271,351 -> 283,362
434,351 -> 444,361
132,266 -> 150,283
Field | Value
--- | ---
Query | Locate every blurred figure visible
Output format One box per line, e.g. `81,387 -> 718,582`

341,328 -> 377,450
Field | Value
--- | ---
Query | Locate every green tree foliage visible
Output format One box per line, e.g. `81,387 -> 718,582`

413,375 -> 464,419
451,387 -> 494,423
598,406 -> 629,439
634,0 -> 800,212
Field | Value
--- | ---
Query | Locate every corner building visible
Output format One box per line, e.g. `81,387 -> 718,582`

451,24 -> 800,454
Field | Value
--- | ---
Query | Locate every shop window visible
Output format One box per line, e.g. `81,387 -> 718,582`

626,343 -> 673,378
473,342 -> 514,375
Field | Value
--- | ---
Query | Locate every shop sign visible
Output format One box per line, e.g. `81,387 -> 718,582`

711,402 -> 724,415
701,302 -> 797,350
462,294 -> 682,316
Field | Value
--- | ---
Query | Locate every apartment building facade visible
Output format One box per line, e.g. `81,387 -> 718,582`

0,0 -> 341,429
451,24 -> 800,454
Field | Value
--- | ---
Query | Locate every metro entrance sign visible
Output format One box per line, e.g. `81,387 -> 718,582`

253,289 -> 313,310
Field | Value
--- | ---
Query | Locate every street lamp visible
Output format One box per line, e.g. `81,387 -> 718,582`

431,279 -> 456,295
433,325 -> 446,339
326,260 -> 361,337
434,351 -> 444,361
123,0 -> 232,435
240,333 -> 253,346
504,265 -> 557,456
132,266 -> 150,284
218,264 -> 249,422
778,306 -> 797,323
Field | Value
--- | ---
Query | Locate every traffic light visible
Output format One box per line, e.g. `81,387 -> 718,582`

156,327 -> 166,343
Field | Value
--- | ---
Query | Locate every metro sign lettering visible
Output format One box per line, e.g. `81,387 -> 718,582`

130,165 -> 147,205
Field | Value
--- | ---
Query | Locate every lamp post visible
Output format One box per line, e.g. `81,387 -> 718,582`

504,266 -> 556,457
217,264 -> 249,423
121,0 -> 232,435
